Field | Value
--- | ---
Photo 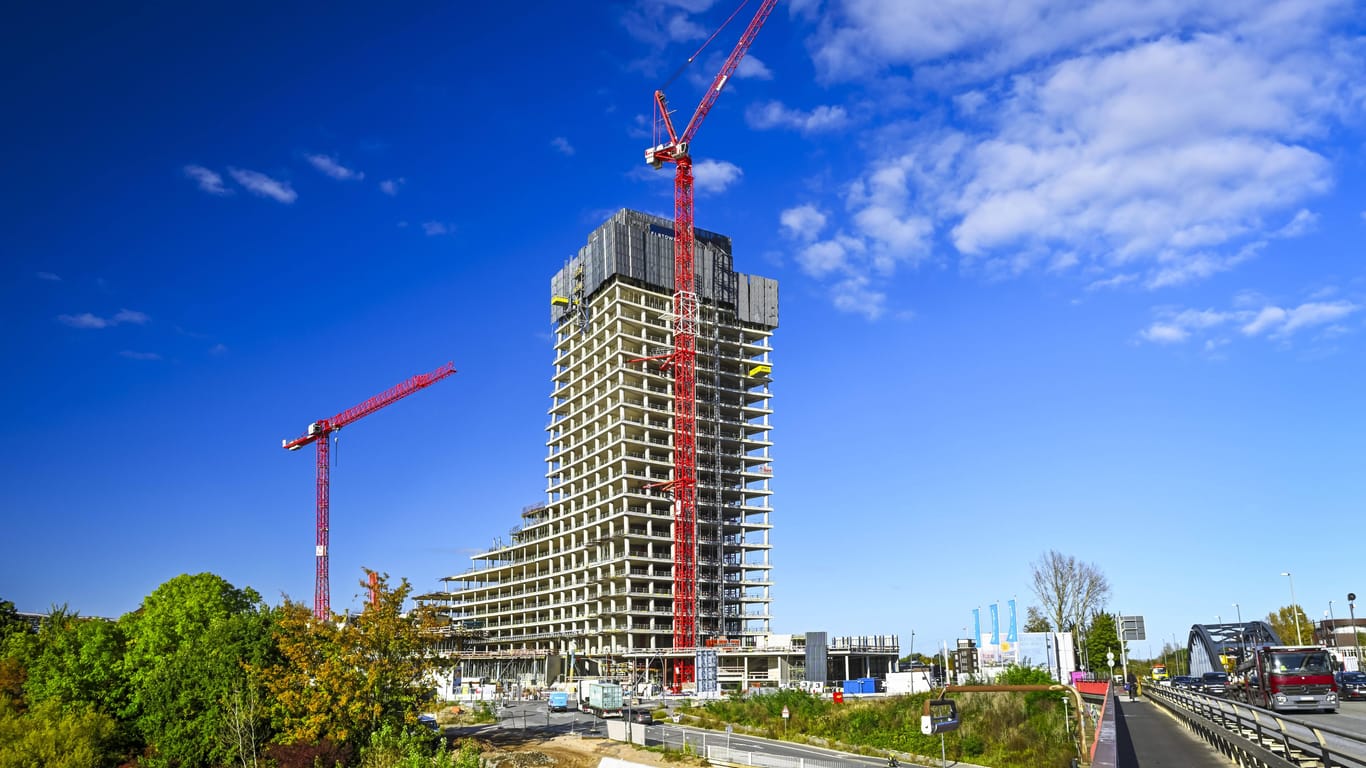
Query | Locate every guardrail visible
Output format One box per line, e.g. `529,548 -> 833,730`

1144,683 -> 1366,767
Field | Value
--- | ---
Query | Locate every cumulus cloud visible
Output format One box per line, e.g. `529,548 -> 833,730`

746,101 -> 850,133
551,137 -> 575,156
228,168 -> 297,204
1139,297 -> 1359,346
736,56 -> 773,80
379,178 -> 405,196
778,0 -> 1361,317
184,164 -> 230,196
780,205 -> 828,241
57,308 -> 150,329
692,159 -> 743,194
305,154 -> 364,181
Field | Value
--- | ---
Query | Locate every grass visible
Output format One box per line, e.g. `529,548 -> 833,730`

688,670 -> 1085,768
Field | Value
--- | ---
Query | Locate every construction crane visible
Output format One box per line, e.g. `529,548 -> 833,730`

282,361 -> 456,620
643,0 -> 777,684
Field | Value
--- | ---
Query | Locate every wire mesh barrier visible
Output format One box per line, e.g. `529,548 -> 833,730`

652,727 -> 850,768
1144,683 -> 1366,768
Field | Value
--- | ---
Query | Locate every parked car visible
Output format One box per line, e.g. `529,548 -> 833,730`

1200,672 -> 1230,697
1337,671 -> 1366,700
628,708 -> 655,724
417,714 -> 440,732
1171,675 -> 1202,690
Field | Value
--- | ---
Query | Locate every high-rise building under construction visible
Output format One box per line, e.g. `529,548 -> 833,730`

425,210 -> 896,689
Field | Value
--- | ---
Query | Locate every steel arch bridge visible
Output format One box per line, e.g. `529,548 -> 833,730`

1188,621 -> 1280,675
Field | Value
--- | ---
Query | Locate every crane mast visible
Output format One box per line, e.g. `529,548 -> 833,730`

643,0 -> 778,684
282,361 -> 456,619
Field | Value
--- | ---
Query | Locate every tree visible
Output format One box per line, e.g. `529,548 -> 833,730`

0,696 -> 119,768
260,571 -> 451,749
1083,612 -> 1122,676
120,573 -> 275,768
1023,606 -> 1051,633
9,606 -> 126,717
1030,551 -> 1111,635
1266,605 -> 1311,645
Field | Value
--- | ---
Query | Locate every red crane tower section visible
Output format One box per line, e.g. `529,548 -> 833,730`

644,0 -> 777,682
282,361 -> 456,620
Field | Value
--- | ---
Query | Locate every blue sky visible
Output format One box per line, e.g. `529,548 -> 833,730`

3,0 -> 1365,659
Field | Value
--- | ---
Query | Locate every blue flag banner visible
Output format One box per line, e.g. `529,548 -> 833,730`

1007,599 -> 1018,643
990,603 -> 1000,646
972,608 -> 981,645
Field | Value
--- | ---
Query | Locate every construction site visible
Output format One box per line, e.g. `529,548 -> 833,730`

278,0 -> 899,696
415,209 -> 898,694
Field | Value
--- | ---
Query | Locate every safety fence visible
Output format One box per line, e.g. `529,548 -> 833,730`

1144,684 -> 1366,768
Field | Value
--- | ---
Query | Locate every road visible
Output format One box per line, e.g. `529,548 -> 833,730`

474,699 -> 914,768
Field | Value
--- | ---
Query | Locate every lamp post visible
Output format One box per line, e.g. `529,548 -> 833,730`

1233,602 -> 1244,661
1328,600 -> 1337,648
1281,572 -> 1303,644
1350,593 -> 1362,672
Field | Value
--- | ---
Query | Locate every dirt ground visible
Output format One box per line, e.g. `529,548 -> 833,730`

464,731 -> 700,768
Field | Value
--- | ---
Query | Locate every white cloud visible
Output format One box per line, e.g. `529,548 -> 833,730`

551,137 -> 576,156
379,178 -> 405,196
119,350 -> 162,361
1140,297 -> 1360,345
736,56 -> 773,80
746,101 -> 850,133
306,154 -> 364,181
36,272 -> 61,282
1139,323 -> 1189,344
1275,209 -> 1318,238
228,168 -> 297,204
112,309 -> 149,325
184,164 -> 230,196
780,0 -> 1360,315
57,308 -> 149,329
692,159 -> 743,194
780,205 -> 828,241
423,221 -> 451,236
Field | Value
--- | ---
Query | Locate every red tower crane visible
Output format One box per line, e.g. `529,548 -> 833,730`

644,0 -> 777,683
282,361 -> 456,620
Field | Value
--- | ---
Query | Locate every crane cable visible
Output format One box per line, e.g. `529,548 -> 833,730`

660,0 -> 752,92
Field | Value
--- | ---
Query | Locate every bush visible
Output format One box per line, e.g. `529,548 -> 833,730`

264,739 -> 356,768
0,697 -> 120,768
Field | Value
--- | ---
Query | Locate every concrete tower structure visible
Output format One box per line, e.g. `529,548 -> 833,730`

426,210 -> 779,676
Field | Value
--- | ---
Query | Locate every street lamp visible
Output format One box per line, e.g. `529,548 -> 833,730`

1328,600 -> 1337,647
1233,603 -> 1243,661
1350,593 -> 1362,672
1281,572 -> 1303,644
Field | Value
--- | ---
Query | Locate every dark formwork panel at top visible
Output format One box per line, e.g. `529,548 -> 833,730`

550,209 -> 778,328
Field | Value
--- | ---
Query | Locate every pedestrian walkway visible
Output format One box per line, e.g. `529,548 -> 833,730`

1114,696 -> 1228,767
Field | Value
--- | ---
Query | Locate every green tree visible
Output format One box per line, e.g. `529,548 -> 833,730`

261,572 -> 451,749
120,573 -> 275,768
1266,605 -> 1311,645
1023,606 -> 1051,632
1084,612 -> 1122,676
10,606 -> 126,716
0,696 -> 119,768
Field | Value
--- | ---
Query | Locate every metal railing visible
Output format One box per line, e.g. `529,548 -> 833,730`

1144,683 -> 1366,767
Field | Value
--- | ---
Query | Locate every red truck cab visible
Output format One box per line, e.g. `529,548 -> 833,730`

1236,645 -> 1338,713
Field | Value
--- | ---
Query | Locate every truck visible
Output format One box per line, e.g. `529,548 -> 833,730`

1234,645 -> 1338,713
584,680 -> 623,718
1150,664 -> 1168,682
547,691 -> 569,712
